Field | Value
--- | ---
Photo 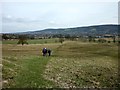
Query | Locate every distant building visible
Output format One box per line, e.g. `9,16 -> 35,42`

103,34 -> 114,38
95,36 -> 102,38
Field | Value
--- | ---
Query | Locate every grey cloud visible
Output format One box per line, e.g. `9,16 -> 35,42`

2,16 -> 41,23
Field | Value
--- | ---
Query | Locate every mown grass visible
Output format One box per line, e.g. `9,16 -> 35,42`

2,56 -> 56,88
2,43 -> 61,88
2,40 -> 119,88
2,38 -> 59,44
12,56 -> 55,88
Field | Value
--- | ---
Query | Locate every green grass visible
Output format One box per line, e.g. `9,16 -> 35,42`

2,56 -> 56,88
2,38 -> 59,44
2,40 -> 119,88
2,43 -> 61,88
12,56 -> 55,88
28,38 -> 59,44
2,40 -> 18,44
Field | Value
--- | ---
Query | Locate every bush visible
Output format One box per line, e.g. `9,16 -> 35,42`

17,35 -> 28,45
59,38 -> 64,43
108,41 -> 111,43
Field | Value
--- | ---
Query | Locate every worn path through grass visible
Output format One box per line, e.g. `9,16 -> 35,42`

2,43 -> 61,88
12,56 -> 55,88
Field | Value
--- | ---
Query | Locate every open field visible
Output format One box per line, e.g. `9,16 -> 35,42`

2,40 -> 119,88
2,38 -> 59,44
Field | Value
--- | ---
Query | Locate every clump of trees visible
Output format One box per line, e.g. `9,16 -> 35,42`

2,34 -> 18,40
98,39 -> 107,43
112,36 -> 116,43
87,35 -> 119,44
88,36 -> 95,42
59,38 -> 64,43
17,35 -> 28,45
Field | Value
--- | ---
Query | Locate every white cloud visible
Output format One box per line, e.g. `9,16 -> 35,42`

6,15 -> 12,18
49,21 -> 55,24
2,15 -> 43,23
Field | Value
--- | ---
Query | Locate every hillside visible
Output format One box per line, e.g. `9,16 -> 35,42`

18,24 -> 118,36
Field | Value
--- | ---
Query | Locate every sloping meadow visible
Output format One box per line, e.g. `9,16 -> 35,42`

2,41 -> 119,88
44,41 -> 118,88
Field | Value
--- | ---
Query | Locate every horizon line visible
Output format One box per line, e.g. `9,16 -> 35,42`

1,23 -> 118,34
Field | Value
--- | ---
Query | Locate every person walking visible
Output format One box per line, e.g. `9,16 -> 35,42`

47,49 -> 51,56
42,48 -> 47,56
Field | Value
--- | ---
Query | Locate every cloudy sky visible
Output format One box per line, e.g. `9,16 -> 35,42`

0,0 -> 119,33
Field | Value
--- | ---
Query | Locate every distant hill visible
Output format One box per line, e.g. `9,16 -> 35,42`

15,24 -> 118,36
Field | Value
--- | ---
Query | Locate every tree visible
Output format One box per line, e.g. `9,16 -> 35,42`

2,34 -> 9,40
98,38 -> 106,43
65,34 -> 70,39
108,41 -> 111,43
59,38 -> 64,43
113,36 -> 116,43
88,36 -> 93,42
17,35 -> 28,45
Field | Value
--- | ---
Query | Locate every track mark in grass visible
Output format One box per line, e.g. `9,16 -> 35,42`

3,59 -> 21,68
12,56 -> 55,88
2,58 -> 21,88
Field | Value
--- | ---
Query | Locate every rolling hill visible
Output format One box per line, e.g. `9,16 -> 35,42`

17,24 -> 118,36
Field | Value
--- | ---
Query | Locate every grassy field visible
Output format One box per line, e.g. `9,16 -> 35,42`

2,38 -> 59,44
2,40 -> 119,88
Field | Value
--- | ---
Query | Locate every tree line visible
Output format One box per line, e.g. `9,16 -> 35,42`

1,34 -> 120,45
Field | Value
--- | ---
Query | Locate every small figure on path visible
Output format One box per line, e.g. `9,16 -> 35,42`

42,48 -> 47,56
47,49 -> 51,56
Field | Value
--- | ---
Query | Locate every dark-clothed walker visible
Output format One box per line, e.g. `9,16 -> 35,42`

47,49 -> 51,56
42,48 -> 47,56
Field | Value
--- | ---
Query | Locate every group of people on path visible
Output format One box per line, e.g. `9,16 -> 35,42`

42,48 -> 52,56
